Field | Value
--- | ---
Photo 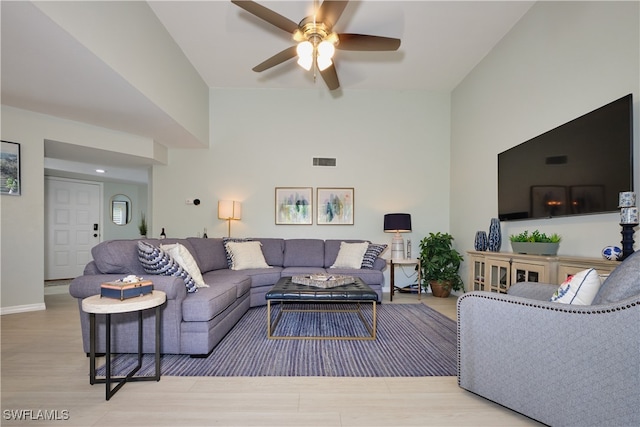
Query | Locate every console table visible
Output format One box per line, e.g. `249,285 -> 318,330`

467,251 -> 620,293
82,290 -> 166,400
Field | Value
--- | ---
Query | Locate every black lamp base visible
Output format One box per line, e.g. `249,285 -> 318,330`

620,223 -> 638,261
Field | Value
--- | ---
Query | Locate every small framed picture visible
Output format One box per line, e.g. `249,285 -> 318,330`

1,141 -> 21,196
317,187 -> 354,225
275,187 -> 313,225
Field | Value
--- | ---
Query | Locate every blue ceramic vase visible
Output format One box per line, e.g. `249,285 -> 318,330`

474,231 -> 488,251
487,218 -> 501,252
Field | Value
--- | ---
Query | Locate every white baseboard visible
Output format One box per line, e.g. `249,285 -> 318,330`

0,303 -> 47,315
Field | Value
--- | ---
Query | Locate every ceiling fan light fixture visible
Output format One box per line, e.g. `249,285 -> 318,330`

317,40 -> 335,59
297,55 -> 313,71
316,55 -> 333,71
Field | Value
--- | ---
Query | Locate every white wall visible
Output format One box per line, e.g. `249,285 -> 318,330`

151,88 -> 453,289
451,1 -> 640,285
0,106 -> 157,313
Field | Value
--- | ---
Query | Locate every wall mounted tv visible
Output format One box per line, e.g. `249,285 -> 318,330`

498,94 -> 633,221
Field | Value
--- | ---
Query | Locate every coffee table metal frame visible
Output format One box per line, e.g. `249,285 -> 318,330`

82,290 -> 166,400
265,278 -> 377,340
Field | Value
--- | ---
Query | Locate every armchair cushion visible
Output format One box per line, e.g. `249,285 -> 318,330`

549,268 -> 601,305
592,249 -> 640,304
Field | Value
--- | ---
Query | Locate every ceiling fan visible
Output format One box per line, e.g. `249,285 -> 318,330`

231,0 -> 401,90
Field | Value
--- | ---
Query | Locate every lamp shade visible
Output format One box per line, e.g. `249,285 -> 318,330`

384,213 -> 412,233
218,200 -> 242,220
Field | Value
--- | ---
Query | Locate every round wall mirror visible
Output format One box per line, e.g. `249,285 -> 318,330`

110,194 -> 132,225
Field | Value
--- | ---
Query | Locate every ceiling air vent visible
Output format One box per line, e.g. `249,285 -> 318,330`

313,157 -> 336,167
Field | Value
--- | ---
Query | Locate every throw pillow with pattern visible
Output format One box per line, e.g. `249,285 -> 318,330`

222,237 -> 250,268
361,243 -> 387,269
137,241 -> 197,293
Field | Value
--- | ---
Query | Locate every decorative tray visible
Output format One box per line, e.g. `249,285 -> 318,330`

291,274 -> 355,289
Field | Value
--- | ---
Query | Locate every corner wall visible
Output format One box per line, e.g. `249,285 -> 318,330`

450,1 -> 640,284
0,106 -> 157,313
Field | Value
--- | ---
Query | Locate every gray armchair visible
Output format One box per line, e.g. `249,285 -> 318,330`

457,250 -> 640,427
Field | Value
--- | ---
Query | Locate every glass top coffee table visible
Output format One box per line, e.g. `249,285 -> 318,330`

265,276 -> 378,340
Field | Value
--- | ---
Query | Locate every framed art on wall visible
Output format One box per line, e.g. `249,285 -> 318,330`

275,187 -> 313,225
1,141 -> 21,196
317,187 -> 354,225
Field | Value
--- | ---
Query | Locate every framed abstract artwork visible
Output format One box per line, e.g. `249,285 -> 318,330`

275,187 -> 313,225
317,187 -> 354,225
1,141 -> 21,196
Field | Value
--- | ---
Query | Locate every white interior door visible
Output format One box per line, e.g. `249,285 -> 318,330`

45,177 -> 102,280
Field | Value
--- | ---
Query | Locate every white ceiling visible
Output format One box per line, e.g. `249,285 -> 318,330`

1,1 -> 534,182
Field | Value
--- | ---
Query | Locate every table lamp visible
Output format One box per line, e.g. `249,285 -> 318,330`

384,213 -> 412,260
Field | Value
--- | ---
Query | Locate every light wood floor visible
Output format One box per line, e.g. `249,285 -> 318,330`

1,289 -> 542,426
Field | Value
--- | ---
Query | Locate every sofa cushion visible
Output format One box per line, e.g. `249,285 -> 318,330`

92,239 -> 152,275
283,239 -> 325,267
330,241 -> 369,269
225,241 -> 271,270
160,243 -> 208,288
181,282 -> 240,322
549,268 -> 602,305
592,250 -> 640,304
186,238 -> 228,273
137,241 -> 198,293
327,267 -> 384,286
361,243 -> 388,269
252,238 -> 285,266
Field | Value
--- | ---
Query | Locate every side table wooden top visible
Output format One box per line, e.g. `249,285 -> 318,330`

82,290 -> 166,314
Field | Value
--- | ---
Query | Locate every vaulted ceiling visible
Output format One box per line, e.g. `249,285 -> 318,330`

1,1 -> 534,181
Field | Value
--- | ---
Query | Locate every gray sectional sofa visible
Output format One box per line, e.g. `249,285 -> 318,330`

69,237 -> 386,356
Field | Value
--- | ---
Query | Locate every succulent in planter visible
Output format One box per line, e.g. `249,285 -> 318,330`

418,232 -> 464,298
509,230 -> 562,243
509,230 -> 561,255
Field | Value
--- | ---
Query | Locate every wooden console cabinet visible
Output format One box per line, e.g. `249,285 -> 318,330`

467,251 -> 620,293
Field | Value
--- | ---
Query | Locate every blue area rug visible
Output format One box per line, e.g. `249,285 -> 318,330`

97,303 -> 457,377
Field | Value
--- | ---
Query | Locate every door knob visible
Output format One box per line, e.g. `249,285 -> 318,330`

93,233 -> 98,237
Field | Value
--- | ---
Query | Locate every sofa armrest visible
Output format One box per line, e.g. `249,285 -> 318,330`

69,274 -> 188,301
457,291 -> 640,426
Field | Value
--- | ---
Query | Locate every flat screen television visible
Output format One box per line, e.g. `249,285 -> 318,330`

498,94 -> 634,221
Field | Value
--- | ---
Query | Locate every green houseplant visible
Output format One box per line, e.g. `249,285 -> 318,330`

509,230 -> 561,255
418,232 -> 464,298
138,212 -> 148,237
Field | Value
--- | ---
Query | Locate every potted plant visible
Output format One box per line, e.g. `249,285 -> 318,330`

509,230 -> 561,255
418,232 -> 464,298
138,212 -> 148,238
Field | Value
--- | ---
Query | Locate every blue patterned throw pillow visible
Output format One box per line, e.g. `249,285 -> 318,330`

361,243 -> 387,269
137,241 -> 197,293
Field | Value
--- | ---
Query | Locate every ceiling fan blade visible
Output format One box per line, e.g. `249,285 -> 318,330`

316,1 -> 349,28
252,46 -> 298,72
337,34 -> 401,51
231,1 -> 299,34
319,62 -> 340,91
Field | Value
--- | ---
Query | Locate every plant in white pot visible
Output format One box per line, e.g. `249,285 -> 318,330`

418,232 -> 464,298
509,230 -> 562,255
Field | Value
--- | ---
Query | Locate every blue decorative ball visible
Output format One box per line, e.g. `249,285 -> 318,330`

602,246 -> 622,261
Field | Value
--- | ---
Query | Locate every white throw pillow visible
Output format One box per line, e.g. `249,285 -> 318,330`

330,241 -> 369,269
549,268 -> 602,305
225,241 -> 271,270
160,243 -> 208,288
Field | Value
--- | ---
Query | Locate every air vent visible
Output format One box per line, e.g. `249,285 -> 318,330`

313,157 -> 337,167
546,155 -> 568,165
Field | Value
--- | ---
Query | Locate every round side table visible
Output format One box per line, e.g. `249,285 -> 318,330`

82,290 -> 166,400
